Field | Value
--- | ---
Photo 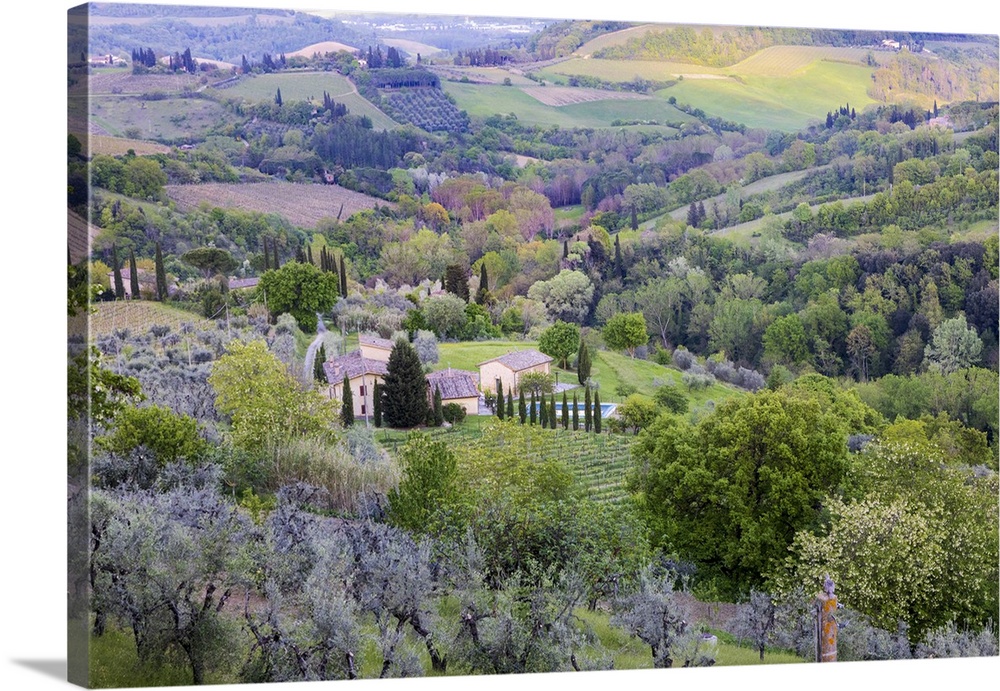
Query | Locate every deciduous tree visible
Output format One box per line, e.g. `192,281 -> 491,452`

259,261 -> 339,333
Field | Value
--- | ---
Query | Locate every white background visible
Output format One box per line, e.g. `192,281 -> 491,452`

1,1 -> 997,689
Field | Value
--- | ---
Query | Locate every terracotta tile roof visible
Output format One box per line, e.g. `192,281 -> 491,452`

228,277 -> 259,290
359,333 -> 396,351
323,350 -> 387,382
477,349 -> 552,372
427,369 -> 479,400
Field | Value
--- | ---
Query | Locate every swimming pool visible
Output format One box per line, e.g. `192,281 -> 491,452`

537,402 -> 618,419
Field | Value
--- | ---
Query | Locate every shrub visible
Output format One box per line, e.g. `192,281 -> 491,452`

671,347 -> 695,370
442,402 -> 467,424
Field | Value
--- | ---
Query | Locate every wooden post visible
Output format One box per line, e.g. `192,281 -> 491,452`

816,576 -> 838,662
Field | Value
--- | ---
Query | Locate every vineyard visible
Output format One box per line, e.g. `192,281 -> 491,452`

522,86 -> 654,107
74,301 -> 213,339
165,180 -> 392,228
377,420 -> 636,503
87,71 -> 202,95
381,87 -> 470,133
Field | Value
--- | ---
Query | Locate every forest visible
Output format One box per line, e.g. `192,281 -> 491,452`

67,6 -> 999,687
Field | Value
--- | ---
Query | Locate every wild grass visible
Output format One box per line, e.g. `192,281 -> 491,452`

218,72 -> 397,130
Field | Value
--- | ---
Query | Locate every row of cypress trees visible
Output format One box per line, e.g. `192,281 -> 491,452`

495,380 -> 603,433
109,241 -> 168,301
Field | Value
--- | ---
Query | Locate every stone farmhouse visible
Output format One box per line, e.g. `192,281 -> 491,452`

323,350 -> 387,419
358,334 -> 395,362
478,349 -> 552,397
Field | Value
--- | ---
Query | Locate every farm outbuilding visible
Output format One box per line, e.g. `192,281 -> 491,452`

426,368 -> 480,416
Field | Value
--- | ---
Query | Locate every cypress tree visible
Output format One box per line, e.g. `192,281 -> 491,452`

572,393 -> 579,430
128,248 -> 140,299
496,379 -> 504,419
549,393 -> 557,429
296,244 -> 306,263
112,244 -> 125,300
577,341 -> 591,385
539,391 -> 547,427
506,388 -> 514,420
518,389 -> 527,425
614,235 -> 625,280
373,381 -> 382,428
263,238 -> 270,271
314,344 -> 327,382
584,386 -> 592,432
154,242 -> 167,301
562,391 -> 569,429
272,240 -> 280,270
530,391 -> 538,425
593,390 -> 601,433
381,338 -> 428,428
340,374 -> 354,427
339,255 -> 348,296
476,263 -> 489,305
433,386 -> 444,427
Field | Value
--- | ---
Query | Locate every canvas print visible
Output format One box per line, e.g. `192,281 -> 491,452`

67,2 -> 999,688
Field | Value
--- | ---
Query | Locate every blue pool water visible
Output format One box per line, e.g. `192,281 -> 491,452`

534,402 -> 617,419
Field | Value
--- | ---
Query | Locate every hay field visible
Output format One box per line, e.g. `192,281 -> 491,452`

381,38 -> 445,58
287,41 -> 359,58
166,181 -> 393,228
87,135 -> 171,157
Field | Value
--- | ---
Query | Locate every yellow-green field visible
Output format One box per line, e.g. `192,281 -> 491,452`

662,60 -> 876,131
218,72 -> 397,130
534,45 -> 879,131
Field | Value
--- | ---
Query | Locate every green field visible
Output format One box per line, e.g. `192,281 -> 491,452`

442,82 -> 688,129
219,72 -> 398,130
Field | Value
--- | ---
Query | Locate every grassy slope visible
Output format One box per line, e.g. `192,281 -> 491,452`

89,95 -> 238,141
443,81 -> 687,129
661,60 -> 877,131
220,72 -> 397,130
537,46 -> 877,132
435,341 -> 743,410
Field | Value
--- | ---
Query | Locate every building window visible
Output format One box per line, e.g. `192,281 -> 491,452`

359,385 -> 366,396
361,404 -> 367,415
